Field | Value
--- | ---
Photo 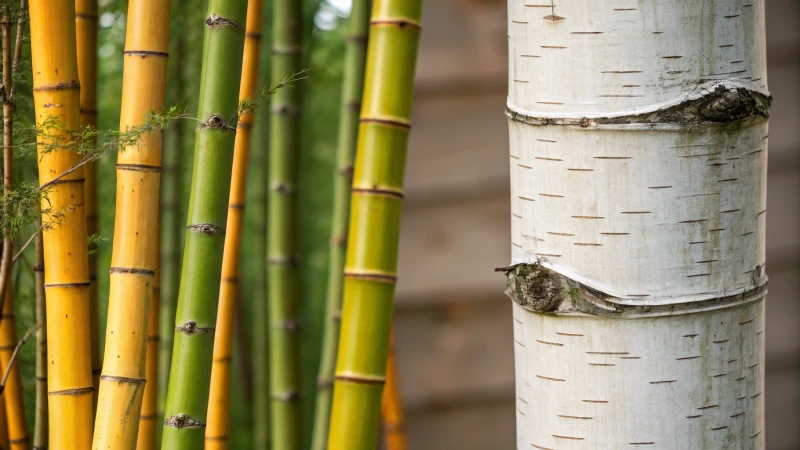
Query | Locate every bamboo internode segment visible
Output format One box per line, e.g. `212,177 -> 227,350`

310,0 -> 369,448
92,0 -> 170,448
205,1 -> 263,448
506,0 -> 768,447
29,1 -> 93,447
161,2 -> 246,448
0,288 -> 29,450
326,1 -> 423,449
267,0 -> 303,448
381,339 -> 406,450
75,0 -> 101,410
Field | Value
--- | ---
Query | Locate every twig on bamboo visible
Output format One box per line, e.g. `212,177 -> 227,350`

0,322 -> 40,394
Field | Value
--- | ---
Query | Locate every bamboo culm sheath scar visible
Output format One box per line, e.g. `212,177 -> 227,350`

267,0 -> 304,448
504,0 -> 768,447
75,0 -> 102,409
161,2 -> 246,449
310,0 -> 370,447
29,0 -> 94,448
326,1 -> 423,449
205,0 -> 263,448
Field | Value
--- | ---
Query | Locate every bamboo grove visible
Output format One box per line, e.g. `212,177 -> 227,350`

0,0 -> 424,448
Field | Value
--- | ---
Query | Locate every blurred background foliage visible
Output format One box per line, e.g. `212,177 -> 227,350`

8,0 -> 353,446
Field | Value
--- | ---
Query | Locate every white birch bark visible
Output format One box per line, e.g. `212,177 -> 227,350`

505,0 -> 769,448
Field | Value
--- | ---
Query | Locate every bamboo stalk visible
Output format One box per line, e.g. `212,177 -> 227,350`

91,0 -> 171,447
158,0 -> 186,429
0,286 -> 27,450
29,0 -> 93,447
381,337 -> 405,450
250,75 -> 269,450
0,8 -> 14,318
136,227 -> 161,450
205,1 -> 263,448
32,226 -> 46,450
160,2 -> 246,448
309,1 -> 369,447
74,0 -> 101,410
268,1 -> 303,448
0,394 -> 8,450
326,1 -> 422,448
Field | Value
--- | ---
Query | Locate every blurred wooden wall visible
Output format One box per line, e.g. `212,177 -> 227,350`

391,1 -> 800,448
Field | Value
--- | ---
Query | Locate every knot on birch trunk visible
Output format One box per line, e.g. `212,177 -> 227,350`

204,13 -> 242,29
697,85 -> 771,122
163,413 -> 206,429
498,263 -> 566,313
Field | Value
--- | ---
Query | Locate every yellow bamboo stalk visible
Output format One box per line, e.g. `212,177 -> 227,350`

29,1 -> 93,448
381,334 -> 406,450
0,394 -> 8,450
136,230 -> 161,450
91,0 -> 170,448
205,1 -> 263,448
75,0 -> 101,408
0,288 -> 28,450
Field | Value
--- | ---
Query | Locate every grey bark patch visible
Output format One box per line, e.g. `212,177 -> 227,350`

186,223 -> 224,235
507,84 -> 771,126
204,13 -> 242,29
163,413 -> 206,429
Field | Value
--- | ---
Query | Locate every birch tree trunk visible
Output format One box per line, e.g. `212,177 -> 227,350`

504,1 -> 769,448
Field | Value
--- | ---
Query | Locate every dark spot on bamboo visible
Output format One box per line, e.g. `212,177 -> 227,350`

124,50 -> 169,58
109,266 -> 156,276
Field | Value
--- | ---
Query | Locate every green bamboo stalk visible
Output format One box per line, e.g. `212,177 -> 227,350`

160,2 -> 247,449
159,0 -> 188,427
268,0 -> 303,448
33,222 -> 47,450
250,67 -> 270,450
309,1 -> 370,448
326,1 -> 422,448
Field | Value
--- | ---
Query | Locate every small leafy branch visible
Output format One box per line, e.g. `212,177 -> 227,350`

236,69 -> 309,120
5,69 -> 308,244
